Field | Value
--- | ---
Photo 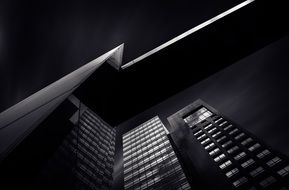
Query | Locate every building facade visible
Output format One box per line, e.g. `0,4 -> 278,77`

168,99 -> 289,190
37,101 -> 116,190
122,116 -> 191,190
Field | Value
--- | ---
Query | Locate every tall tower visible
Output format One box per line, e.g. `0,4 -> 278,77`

122,116 -> 191,190
34,96 -> 116,190
168,99 -> 289,190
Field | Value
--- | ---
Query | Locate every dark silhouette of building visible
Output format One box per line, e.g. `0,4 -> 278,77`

122,116 -> 191,190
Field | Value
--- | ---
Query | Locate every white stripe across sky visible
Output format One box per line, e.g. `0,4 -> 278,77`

121,0 -> 255,69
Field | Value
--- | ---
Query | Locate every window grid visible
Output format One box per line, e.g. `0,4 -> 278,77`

123,116 -> 191,190
183,105 -> 289,189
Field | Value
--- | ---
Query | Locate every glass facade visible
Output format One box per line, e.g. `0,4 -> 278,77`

183,105 -> 289,189
47,108 -> 116,190
122,116 -> 191,190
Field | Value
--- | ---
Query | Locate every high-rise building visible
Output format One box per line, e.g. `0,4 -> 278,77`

168,100 -> 289,190
0,0 -> 289,189
35,96 -> 116,190
70,108 -> 116,189
122,116 -> 191,190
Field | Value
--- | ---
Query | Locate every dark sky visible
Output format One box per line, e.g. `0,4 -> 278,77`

0,0 -> 243,112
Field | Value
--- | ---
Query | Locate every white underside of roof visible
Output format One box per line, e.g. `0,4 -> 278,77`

121,0 -> 255,69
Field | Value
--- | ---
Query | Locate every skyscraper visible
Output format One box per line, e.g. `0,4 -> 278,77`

122,116 -> 191,190
168,99 -> 289,190
33,95 -> 116,190
0,0 -> 289,189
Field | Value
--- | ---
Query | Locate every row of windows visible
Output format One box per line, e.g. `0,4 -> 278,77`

83,111 -> 115,134
123,125 -> 164,151
70,129 -> 114,159
123,123 -> 163,148
80,121 -> 115,147
125,164 -> 185,190
76,124 -> 115,154
189,114 -> 289,189
125,155 -> 179,183
124,141 -> 171,168
183,107 -> 213,128
81,117 -> 115,143
124,117 -> 191,190
123,117 -> 160,141
82,111 -> 115,137
123,130 -> 167,156
123,121 -> 163,143
124,137 -> 168,162
124,147 -> 174,174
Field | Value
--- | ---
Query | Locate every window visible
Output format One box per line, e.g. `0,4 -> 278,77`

235,132 -> 245,140
233,177 -> 247,187
216,135 -> 226,143
227,146 -> 239,154
204,142 -> 215,150
194,130 -> 203,136
219,160 -> 232,170
226,168 -> 239,178
200,138 -> 210,145
241,159 -> 255,168
222,140 -> 232,148
223,124 -> 233,131
266,157 -> 282,167
214,154 -> 226,162
212,131 -> 221,138
184,107 -> 212,127
197,133 -> 206,140
241,138 -> 253,146
219,121 -> 228,127
214,117 -> 223,123
248,143 -> 261,152
209,148 -> 220,156
250,166 -> 264,177
277,165 -> 289,177
229,128 -> 239,135
256,149 -> 270,159
259,176 -> 276,188
234,152 -> 246,160
208,127 -> 217,134
204,124 -> 213,130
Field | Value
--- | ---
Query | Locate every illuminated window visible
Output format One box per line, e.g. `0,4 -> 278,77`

277,165 -> 289,177
212,131 -> 221,138
256,149 -> 270,159
214,154 -> 226,162
209,148 -> 220,156
267,157 -> 282,167
219,160 -> 232,170
222,140 -> 233,148
233,177 -> 247,187
184,107 -> 212,127
250,167 -> 264,177
241,159 -> 255,168
227,146 -> 239,154
241,138 -> 253,146
204,143 -> 215,150
234,133 -> 245,140
234,152 -> 246,160
248,143 -> 261,152
226,168 -> 239,178
259,176 -> 276,188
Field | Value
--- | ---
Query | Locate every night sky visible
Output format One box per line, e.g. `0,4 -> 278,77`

0,0 -> 243,112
